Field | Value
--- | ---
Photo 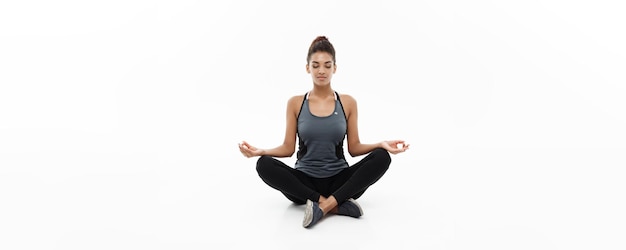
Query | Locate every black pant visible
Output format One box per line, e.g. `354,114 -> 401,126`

256,148 -> 391,204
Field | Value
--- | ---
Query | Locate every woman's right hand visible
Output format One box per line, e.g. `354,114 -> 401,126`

238,141 -> 264,158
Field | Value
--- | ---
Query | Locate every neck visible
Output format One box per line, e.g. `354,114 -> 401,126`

310,85 -> 334,98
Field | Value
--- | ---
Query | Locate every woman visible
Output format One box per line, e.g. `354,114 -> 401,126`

238,36 -> 409,228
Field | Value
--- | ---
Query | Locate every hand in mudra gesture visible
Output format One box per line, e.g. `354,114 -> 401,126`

381,140 -> 410,154
238,141 -> 264,158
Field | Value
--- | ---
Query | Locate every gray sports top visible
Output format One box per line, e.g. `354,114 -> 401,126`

295,91 -> 349,178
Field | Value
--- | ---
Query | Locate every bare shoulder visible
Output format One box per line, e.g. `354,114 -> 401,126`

339,93 -> 358,120
339,93 -> 357,107
288,94 -> 305,106
287,94 -> 306,114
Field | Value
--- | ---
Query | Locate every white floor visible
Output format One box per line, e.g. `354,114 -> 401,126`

2,146 -> 623,250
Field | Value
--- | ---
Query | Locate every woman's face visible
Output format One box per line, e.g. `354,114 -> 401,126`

306,52 -> 336,87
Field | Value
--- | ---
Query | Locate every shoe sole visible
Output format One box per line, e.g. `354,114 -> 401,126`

302,200 -> 313,228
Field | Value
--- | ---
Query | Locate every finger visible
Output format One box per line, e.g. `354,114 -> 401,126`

243,146 -> 253,153
243,150 -> 253,158
240,146 -> 253,156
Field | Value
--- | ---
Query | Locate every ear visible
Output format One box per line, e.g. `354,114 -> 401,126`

333,64 -> 337,73
306,64 -> 310,73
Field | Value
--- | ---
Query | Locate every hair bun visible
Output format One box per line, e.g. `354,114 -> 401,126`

307,35 -> 336,63
314,36 -> 329,43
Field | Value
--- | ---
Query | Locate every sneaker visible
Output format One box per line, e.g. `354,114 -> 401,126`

336,198 -> 363,218
302,199 -> 324,228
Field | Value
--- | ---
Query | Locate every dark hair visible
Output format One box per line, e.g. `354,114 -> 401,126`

307,36 -> 336,63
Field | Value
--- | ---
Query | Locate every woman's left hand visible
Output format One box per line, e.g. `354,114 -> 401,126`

381,140 -> 410,154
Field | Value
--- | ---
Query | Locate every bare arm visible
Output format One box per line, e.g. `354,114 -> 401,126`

239,95 -> 301,158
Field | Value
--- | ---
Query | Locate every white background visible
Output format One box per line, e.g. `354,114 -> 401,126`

1,1 -> 625,249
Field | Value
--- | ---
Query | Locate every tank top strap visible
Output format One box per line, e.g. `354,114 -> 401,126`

298,91 -> 346,121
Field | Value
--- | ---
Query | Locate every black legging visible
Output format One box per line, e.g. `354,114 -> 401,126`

256,148 -> 391,204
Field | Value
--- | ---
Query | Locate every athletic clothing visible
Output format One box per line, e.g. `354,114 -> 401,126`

295,92 -> 349,178
255,91 -> 392,204
257,148 -> 391,204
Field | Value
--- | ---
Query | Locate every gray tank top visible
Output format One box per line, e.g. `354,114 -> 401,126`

295,91 -> 349,178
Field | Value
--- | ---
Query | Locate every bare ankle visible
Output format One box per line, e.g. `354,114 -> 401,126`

319,196 -> 338,215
